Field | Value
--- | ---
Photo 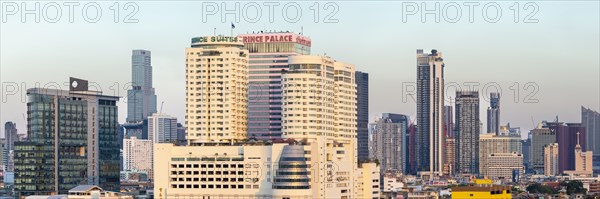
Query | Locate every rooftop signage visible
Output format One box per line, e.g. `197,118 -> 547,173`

240,33 -> 312,47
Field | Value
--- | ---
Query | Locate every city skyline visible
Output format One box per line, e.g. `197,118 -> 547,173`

2,2 -> 599,139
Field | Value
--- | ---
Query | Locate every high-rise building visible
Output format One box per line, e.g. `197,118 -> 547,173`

582,106 -> 600,173
455,90 -> 480,175
444,138 -> 455,176
123,137 -> 153,179
544,121 -> 586,173
522,136 -> 532,173
443,106 -> 454,175
499,123 -> 521,137
369,113 -> 409,175
416,49 -> 445,176
487,92 -> 500,134
127,50 -> 157,123
185,36 -> 248,144
544,143 -> 559,176
479,133 -> 522,176
176,123 -> 186,146
485,152 -> 523,181
281,55 -> 358,198
356,71 -> 369,162
443,106 -> 454,138
148,113 -> 178,144
153,37 -> 379,198
4,122 -> 17,172
531,128 -> 556,174
407,122 -> 417,175
15,78 -> 120,196
240,32 -> 311,140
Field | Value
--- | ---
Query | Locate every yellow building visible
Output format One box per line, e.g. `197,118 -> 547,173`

451,185 -> 512,199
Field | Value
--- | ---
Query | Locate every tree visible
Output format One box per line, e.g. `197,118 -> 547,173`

560,180 -> 586,195
526,183 -> 558,194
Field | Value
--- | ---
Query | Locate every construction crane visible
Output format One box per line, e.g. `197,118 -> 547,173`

160,101 -> 164,114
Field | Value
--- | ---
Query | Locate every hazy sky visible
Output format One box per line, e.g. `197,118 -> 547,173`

1,1 -> 599,139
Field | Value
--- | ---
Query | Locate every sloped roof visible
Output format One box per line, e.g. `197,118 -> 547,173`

69,185 -> 103,193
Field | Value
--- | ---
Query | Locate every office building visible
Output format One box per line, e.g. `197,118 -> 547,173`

185,36 -> 248,144
240,32 -> 311,140
123,137 -> 153,180
127,50 -> 157,123
148,113 -> 178,144
369,113 -> 409,175
176,123 -> 186,146
487,92 -> 500,135
4,122 -> 17,172
356,71 -> 369,162
407,122 -> 417,175
485,152 -> 523,181
416,49 -> 445,176
531,128 -> 556,174
443,106 -> 454,138
544,143 -> 559,176
582,106 -> 600,173
522,136 -> 532,173
544,121 -> 586,173
15,78 -> 120,196
455,91 -> 480,175
478,133 -> 522,176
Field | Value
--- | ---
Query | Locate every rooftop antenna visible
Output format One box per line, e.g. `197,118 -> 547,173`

214,28 -> 216,36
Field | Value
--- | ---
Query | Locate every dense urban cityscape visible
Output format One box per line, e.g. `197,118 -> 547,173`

1,1 -> 599,199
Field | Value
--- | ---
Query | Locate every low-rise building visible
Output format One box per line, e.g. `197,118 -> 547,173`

451,184 -> 512,199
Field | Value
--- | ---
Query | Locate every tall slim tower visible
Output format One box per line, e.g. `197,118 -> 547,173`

487,92 -> 500,134
356,71 -> 369,162
240,32 -> 311,140
185,36 -> 248,144
416,49 -> 445,176
4,122 -> 18,172
455,90 -> 480,175
127,50 -> 157,123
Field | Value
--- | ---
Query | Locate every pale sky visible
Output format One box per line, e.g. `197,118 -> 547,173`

1,1 -> 599,139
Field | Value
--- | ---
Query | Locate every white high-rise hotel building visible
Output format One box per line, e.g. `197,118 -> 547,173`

154,35 -> 377,199
185,36 -> 249,144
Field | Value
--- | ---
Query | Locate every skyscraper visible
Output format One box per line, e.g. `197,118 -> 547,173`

582,106 -> 600,172
281,55 -> 358,198
416,49 -> 445,176
455,90 -> 480,175
531,128 -> 556,174
4,122 -> 17,172
487,92 -> 500,134
185,36 -> 248,144
240,32 -> 311,140
127,50 -> 157,123
15,78 -> 120,196
369,113 -> 409,175
356,71 -> 369,162
443,105 -> 454,175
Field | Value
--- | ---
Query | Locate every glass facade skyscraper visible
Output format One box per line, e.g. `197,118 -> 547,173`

416,49 -> 445,176
455,90 -> 480,175
356,71 -> 369,162
14,79 -> 120,196
487,92 -> 500,135
240,32 -> 311,140
127,50 -> 157,123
